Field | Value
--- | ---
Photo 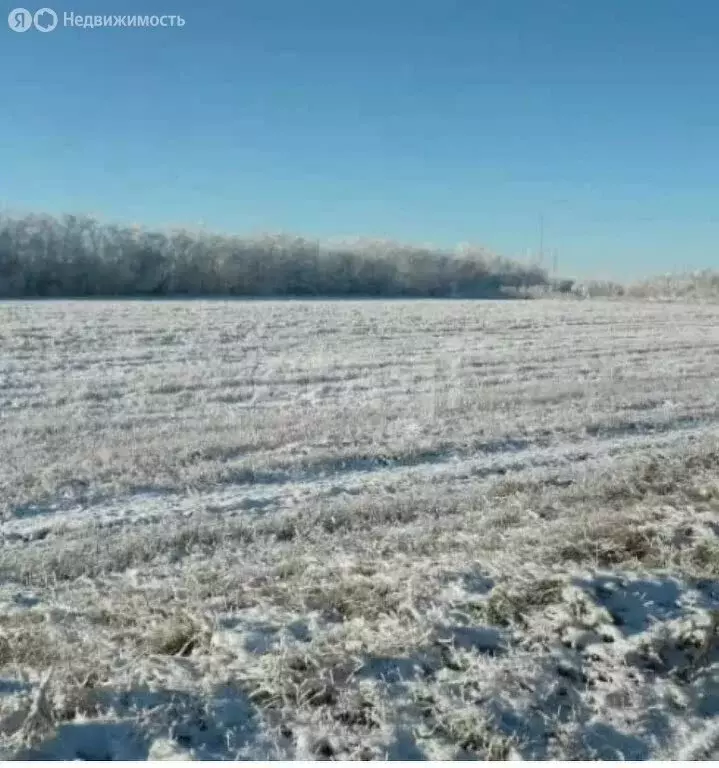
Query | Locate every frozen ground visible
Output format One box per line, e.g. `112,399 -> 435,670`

0,298 -> 718,760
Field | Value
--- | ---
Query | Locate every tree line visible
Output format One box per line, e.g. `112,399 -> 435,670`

0,213 -> 549,299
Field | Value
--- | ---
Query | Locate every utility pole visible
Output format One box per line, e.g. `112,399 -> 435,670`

539,214 -> 544,268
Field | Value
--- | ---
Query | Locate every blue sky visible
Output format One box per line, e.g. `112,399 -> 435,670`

2,0 -> 718,279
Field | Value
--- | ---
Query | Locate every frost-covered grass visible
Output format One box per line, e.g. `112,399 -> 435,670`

1,298 -> 718,760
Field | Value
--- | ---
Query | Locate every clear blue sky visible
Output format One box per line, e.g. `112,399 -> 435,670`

2,0 -> 718,279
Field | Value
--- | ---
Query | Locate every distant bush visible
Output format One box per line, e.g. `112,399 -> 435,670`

571,280 -> 625,298
0,213 -> 549,299
556,279 -> 575,294
625,270 -> 719,302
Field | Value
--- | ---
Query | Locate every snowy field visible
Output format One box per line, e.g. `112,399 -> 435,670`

1,298 -> 718,760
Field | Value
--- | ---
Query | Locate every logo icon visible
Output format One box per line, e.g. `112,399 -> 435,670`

8,7 -> 33,31
33,7 -> 57,30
